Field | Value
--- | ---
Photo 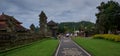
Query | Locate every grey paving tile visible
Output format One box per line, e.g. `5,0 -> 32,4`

55,37 -> 91,56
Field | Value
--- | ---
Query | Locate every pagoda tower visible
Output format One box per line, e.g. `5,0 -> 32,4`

39,11 -> 47,37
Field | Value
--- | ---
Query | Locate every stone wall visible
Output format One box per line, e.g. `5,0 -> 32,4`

0,33 -> 42,50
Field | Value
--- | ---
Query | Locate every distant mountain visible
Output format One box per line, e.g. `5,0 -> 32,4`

58,21 -> 95,33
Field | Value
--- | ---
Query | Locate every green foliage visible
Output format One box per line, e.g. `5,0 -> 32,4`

58,26 -> 67,33
73,37 -> 120,56
0,39 -> 58,56
96,0 -> 120,33
58,21 -> 95,33
93,34 -> 120,42
30,24 -> 36,31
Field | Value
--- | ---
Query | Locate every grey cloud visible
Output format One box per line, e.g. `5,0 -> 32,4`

0,0 -> 120,28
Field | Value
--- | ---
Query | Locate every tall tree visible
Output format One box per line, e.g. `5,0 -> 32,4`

96,0 -> 120,34
30,24 -> 36,31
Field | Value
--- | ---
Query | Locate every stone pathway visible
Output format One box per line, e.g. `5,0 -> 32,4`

55,37 -> 91,56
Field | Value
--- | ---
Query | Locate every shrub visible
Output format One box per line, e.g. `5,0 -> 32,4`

93,34 -> 120,42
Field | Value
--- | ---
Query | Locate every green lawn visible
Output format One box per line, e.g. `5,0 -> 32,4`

73,37 -> 120,56
0,38 -> 58,56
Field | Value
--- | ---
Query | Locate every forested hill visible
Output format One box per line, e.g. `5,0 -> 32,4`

58,21 -> 95,33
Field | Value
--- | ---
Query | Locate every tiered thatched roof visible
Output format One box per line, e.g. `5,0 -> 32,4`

0,13 -> 27,32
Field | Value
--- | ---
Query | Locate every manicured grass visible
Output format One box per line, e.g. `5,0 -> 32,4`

0,38 -> 59,56
73,37 -> 120,56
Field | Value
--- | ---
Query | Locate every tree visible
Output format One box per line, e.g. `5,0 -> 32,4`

30,24 -> 36,31
58,21 -> 95,33
96,0 -> 120,34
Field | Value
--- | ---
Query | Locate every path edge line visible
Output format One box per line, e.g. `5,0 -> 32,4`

72,40 -> 91,56
55,39 -> 61,56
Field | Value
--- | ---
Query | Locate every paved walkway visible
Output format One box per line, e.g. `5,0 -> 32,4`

55,37 -> 91,56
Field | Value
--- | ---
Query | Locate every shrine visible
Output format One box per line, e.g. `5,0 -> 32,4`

0,13 -> 27,32
47,20 -> 58,39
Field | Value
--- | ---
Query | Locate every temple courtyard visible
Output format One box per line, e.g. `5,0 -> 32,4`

0,37 -> 120,56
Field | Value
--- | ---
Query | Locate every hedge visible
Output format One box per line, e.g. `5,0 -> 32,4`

93,34 -> 120,42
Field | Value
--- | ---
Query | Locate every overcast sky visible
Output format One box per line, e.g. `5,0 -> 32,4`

0,0 -> 120,28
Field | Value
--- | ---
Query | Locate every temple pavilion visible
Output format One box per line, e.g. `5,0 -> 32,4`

0,13 -> 27,32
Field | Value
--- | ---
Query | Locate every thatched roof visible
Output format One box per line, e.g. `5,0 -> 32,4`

47,20 -> 58,26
